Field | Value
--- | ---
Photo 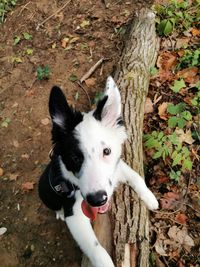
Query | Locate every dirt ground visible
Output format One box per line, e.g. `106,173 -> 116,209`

0,1 -> 154,266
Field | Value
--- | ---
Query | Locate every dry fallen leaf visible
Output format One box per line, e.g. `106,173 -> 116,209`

175,129 -> 194,145
175,213 -> 188,224
61,37 -> 70,48
12,102 -> 19,108
0,167 -> 4,177
176,67 -> 198,84
158,102 -> 169,120
168,226 -> 194,252
144,97 -> 154,114
0,227 -> 7,236
157,51 -> 177,72
175,38 -> 190,49
191,28 -> 200,36
9,173 -> 19,181
41,118 -> 50,126
13,140 -> 19,148
21,153 -> 30,159
155,239 -> 168,256
160,192 -> 180,210
22,181 -> 35,192
85,78 -> 96,88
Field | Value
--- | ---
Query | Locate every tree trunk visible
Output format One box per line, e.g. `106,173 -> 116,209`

81,7 -> 159,267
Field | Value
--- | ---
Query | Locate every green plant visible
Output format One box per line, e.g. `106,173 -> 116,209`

191,82 -> 200,108
155,0 -> 200,36
177,48 -> 200,70
167,103 -> 192,128
23,32 -> 32,41
169,169 -> 181,182
170,79 -> 186,93
144,131 -> 192,181
0,0 -> 17,22
36,66 -> 50,80
93,92 -> 104,104
68,74 -> 78,82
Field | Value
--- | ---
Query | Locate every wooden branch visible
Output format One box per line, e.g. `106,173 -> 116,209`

80,58 -> 105,83
81,7 -> 159,267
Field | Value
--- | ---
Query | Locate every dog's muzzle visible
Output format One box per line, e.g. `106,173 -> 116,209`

81,190 -> 109,221
86,190 -> 108,207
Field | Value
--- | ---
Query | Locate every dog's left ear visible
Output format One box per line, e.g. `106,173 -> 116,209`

93,76 -> 122,127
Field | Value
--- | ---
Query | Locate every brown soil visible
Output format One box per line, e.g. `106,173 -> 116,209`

0,1 -> 153,266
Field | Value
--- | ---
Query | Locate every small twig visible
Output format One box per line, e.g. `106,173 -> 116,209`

18,1 -> 31,17
76,81 -> 92,108
153,208 -> 181,215
162,256 -> 169,267
80,58 -> 105,83
184,203 -> 200,214
36,0 -> 71,30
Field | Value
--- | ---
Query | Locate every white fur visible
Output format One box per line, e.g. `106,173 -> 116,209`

65,191 -> 114,267
52,114 -> 65,128
75,113 -> 126,200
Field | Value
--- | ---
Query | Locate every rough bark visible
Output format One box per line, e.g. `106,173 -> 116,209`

81,7 -> 159,267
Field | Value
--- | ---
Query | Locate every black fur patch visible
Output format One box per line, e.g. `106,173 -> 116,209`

93,95 -> 108,121
38,157 -> 77,217
49,86 -> 84,174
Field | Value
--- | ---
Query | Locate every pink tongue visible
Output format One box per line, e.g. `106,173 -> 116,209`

81,200 -> 109,221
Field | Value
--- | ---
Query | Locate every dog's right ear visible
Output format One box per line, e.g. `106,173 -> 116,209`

49,86 -> 71,130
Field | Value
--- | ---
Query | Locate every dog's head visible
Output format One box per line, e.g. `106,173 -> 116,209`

49,76 -> 126,208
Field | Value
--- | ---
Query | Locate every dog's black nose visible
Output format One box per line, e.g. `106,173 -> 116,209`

86,190 -> 108,207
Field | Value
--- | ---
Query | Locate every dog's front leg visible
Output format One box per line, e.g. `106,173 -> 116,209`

65,192 -> 114,267
116,160 -> 159,210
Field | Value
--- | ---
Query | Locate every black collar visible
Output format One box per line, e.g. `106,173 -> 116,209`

48,156 -> 78,198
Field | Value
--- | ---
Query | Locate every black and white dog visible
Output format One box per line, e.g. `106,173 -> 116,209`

38,76 -> 158,267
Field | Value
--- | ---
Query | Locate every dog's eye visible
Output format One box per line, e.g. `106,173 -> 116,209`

103,148 -> 111,156
71,155 -> 80,164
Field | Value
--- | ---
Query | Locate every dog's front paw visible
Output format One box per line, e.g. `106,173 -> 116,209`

56,208 -> 65,221
92,246 -> 115,267
141,190 -> 159,210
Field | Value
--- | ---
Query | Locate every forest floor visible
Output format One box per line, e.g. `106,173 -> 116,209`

0,0 -> 199,267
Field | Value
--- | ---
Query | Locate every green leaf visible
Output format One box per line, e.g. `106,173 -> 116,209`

158,19 -> 174,36
13,36 -> 21,45
167,102 -> 186,114
150,67 -> 158,76
169,133 -> 178,145
23,32 -> 32,40
177,117 -> 186,129
182,159 -> 192,170
26,48 -> 33,55
170,169 -> 181,181
152,150 -> 163,159
168,116 -> 178,128
158,131 -> 164,140
94,91 -> 104,104
36,66 -> 50,80
170,79 -> 186,93
69,74 -> 78,82
1,118 -> 11,128
172,153 -> 182,166
181,111 -> 192,121
12,57 -> 23,63
80,20 -> 90,28
167,104 -> 178,115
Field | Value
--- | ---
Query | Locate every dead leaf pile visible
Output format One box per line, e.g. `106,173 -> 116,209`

154,225 -> 194,258
160,192 -> 181,210
21,181 -> 35,192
